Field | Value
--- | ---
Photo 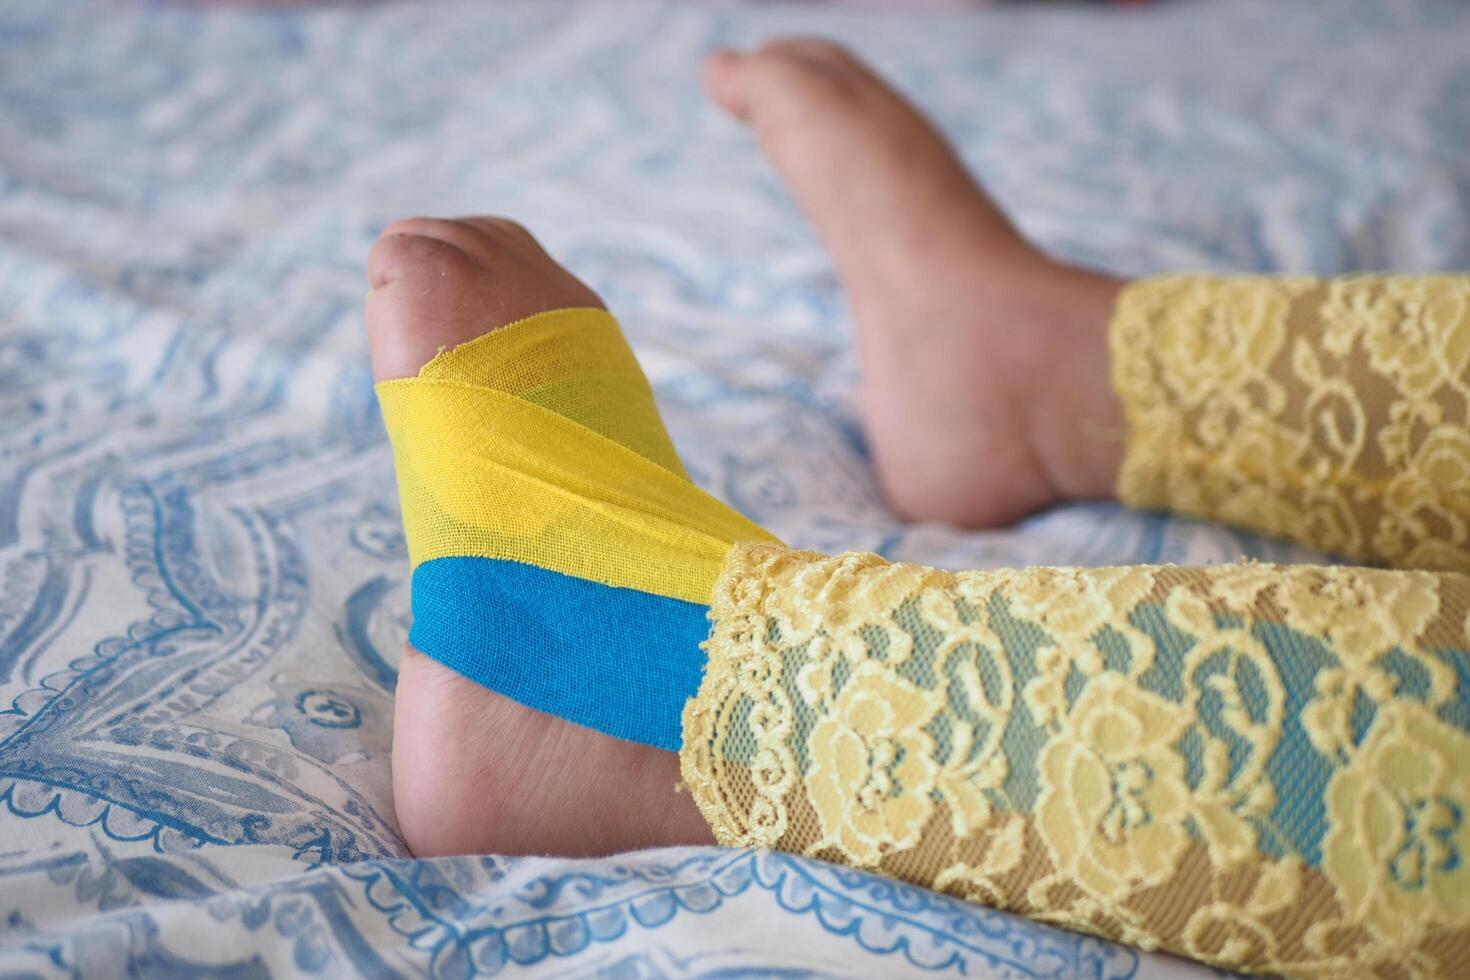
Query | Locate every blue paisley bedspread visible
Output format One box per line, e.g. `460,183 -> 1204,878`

2,0 -> 1468,975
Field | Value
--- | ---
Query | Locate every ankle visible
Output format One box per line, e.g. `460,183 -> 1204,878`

1024,264 -> 1128,502
859,256 -> 1125,528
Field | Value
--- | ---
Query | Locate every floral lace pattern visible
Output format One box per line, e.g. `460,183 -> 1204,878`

1110,275 -> 1470,573
681,543 -> 1470,977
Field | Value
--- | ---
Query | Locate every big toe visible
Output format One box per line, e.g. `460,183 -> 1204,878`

364,216 -> 603,384
703,39 -> 872,132
366,219 -> 491,383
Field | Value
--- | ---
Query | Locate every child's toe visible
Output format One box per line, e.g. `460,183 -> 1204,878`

706,40 -> 872,135
364,216 -> 603,383
366,228 -> 486,382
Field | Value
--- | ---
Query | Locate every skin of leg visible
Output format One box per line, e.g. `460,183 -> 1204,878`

704,40 -> 1127,527
369,216 -> 712,857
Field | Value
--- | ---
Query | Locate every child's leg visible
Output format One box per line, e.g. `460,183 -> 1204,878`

708,40 -> 1470,573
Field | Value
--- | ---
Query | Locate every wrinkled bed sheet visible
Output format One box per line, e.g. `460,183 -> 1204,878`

2,0 -> 1468,975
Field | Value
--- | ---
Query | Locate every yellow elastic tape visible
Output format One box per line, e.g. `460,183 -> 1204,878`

375,307 -> 775,605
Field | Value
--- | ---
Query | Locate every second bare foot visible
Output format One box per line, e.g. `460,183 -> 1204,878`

706,40 -> 1126,527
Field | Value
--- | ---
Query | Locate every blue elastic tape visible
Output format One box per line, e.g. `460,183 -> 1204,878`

408,556 -> 710,751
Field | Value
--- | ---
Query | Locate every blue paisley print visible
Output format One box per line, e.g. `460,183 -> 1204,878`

2,0 -> 1468,975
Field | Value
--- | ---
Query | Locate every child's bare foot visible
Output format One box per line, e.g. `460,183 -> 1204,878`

705,41 -> 1126,527
367,217 -> 712,857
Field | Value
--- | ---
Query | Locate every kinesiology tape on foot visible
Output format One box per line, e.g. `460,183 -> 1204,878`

375,308 -> 775,750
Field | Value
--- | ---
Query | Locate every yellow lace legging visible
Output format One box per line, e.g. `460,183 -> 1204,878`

378,275 -> 1470,978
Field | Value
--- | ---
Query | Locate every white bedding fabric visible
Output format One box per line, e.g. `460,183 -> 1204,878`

2,0 -> 1468,975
